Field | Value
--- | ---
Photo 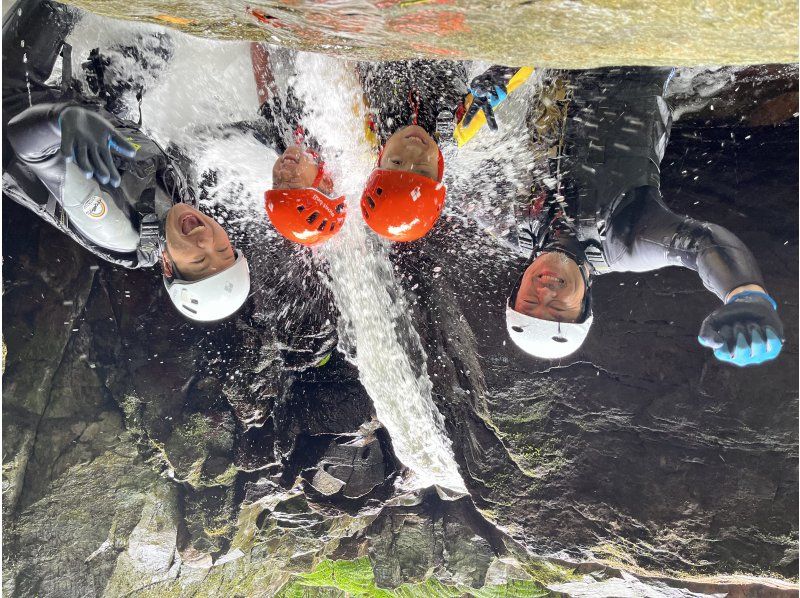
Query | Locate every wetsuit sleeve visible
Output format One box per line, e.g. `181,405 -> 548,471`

604,186 -> 765,299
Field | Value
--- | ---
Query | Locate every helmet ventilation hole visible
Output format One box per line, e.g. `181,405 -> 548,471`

329,223 -> 335,232
317,219 -> 328,231
335,203 -> 345,213
552,336 -> 568,343
375,187 -> 383,196
306,212 -> 319,225
511,326 -> 523,333
366,196 -> 376,210
296,205 -> 305,213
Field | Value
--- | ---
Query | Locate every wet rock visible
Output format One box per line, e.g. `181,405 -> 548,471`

103,481 -> 181,597
272,355 -> 376,464
3,438 -> 170,598
668,64 -> 799,126
163,411 -> 236,488
2,205 -> 100,517
369,511 -> 437,586
308,432 -> 387,499
366,494 -> 500,590
484,556 -> 534,585
403,119 -> 799,579
180,484 -> 238,557
441,516 -> 495,588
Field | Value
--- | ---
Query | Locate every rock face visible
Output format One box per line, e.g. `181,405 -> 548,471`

404,118 -> 799,579
2,67 -> 798,596
60,0 -> 798,67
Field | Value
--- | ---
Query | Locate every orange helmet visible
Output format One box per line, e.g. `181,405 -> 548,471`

360,148 -> 446,243
360,171 -> 446,242
265,188 -> 346,247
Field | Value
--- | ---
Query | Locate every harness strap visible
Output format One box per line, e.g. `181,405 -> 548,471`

576,217 -> 612,273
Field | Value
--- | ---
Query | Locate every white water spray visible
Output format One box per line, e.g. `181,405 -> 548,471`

291,53 -> 466,493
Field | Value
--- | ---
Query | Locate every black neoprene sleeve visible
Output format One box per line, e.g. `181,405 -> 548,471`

603,186 -> 765,300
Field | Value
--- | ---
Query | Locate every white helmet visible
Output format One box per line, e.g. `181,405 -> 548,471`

164,250 -> 250,322
506,302 -> 593,359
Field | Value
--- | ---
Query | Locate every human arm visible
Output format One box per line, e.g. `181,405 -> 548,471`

250,42 -> 277,108
7,103 -> 137,187
606,186 -> 783,366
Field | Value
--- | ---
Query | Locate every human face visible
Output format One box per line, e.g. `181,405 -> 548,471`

164,204 -> 235,281
272,145 -> 321,190
379,125 -> 440,181
514,251 -> 586,322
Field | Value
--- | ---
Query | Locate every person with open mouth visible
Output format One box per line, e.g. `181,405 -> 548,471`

4,0 -> 250,323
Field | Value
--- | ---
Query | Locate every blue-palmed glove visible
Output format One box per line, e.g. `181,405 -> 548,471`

463,66 -> 518,131
59,106 -> 137,187
698,291 -> 784,367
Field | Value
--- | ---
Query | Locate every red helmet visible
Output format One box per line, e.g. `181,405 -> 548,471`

265,188 -> 346,247
360,170 -> 446,242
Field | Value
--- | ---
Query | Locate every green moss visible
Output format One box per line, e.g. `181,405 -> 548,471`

178,413 -> 213,444
522,559 -> 582,586
517,441 -> 567,477
209,463 -> 239,487
277,557 -> 555,597
121,393 -> 145,434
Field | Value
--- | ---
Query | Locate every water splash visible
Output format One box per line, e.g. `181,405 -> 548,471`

290,52 -> 467,493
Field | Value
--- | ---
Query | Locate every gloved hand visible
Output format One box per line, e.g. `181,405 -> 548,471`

59,106 -> 137,187
698,291 -> 784,367
463,66 -> 518,131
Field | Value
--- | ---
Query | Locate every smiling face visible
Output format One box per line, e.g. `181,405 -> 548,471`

163,204 -> 236,281
514,251 -> 587,322
379,125 -> 441,181
272,145 -> 333,195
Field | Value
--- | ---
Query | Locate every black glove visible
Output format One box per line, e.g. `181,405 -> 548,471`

463,66 -> 519,131
698,291 -> 784,366
59,106 -> 137,187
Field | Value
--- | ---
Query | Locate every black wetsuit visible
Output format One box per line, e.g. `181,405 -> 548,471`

2,0 -> 189,269
358,59 -> 468,144
520,67 -> 763,300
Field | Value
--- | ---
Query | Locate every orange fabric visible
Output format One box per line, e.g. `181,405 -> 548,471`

265,188 -> 346,247
360,169 -> 446,242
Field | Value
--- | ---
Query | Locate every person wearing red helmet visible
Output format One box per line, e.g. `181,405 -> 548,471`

266,144 -> 346,247
358,60 -> 519,243
251,43 -> 346,247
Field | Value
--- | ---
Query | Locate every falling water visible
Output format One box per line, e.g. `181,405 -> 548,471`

289,52 -> 467,493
